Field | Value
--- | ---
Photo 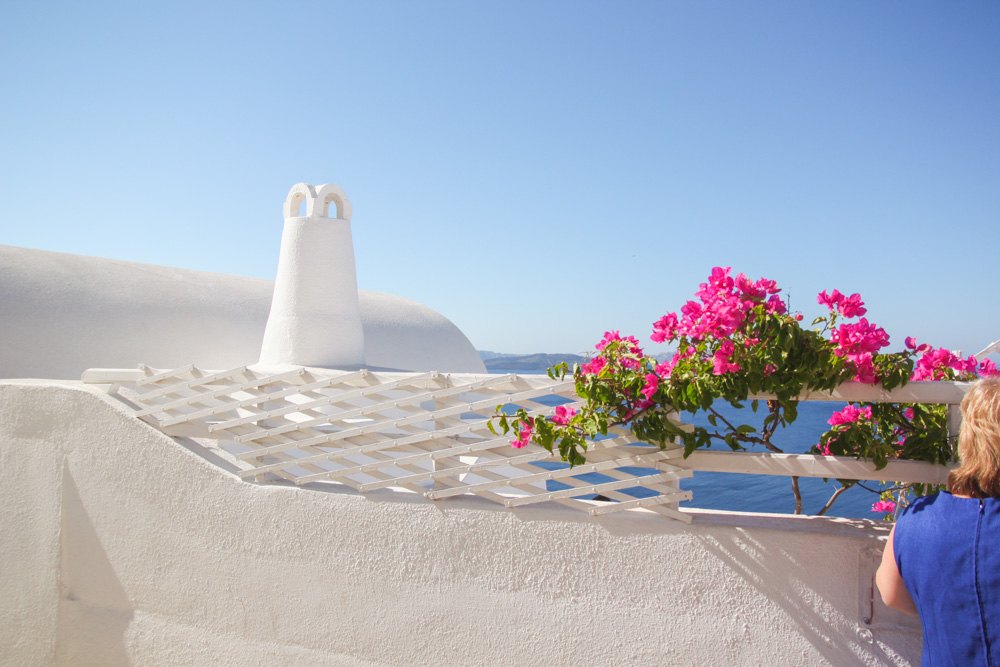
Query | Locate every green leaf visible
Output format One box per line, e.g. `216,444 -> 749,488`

683,435 -> 699,458
567,447 -> 586,467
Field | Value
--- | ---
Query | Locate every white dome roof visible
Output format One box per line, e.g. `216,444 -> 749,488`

0,245 -> 485,379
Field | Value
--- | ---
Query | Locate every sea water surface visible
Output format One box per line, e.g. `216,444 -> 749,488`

680,400 -> 888,518
489,368 -> 890,519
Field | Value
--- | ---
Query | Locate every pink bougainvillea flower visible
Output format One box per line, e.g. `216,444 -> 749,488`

837,293 -> 867,319
957,355 -> 979,374
735,273 -> 763,298
849,353 -> 878,383
654,360 -> 674,377
817,289 -> 843,311
904,408 -> 915,420
756,277 -> 780,295
581,355 -> 606,376
828,404 -> 872,426
620,355 -> 642,371
817,442 -> 832,456
980,359 -> 1000,378
640,373 -> 659,401
712,340 -> 741,375
595,331 -> 622,352
872,500 -> 896,514
764,363 -> 777,376
765,295 -> 787,315
655,346 -> 695,378
904,336 -> 931,355
509,418 -> 535,449
550,405 -> 577,425
651,312 -> 679,343
831,319 -> 890,357
709,266 -> 734,290
794,313 -> 803,321
912,347 -> 976,381
912,349 -> 950,381
681,300 -> 703,320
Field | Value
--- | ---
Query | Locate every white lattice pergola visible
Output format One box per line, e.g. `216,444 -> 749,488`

85,365 -> 695,522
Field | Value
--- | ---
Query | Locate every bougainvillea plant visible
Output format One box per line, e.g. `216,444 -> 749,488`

490,267 -> 998,518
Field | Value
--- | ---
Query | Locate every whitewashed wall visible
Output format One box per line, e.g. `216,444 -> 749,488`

0,381 -> 922,666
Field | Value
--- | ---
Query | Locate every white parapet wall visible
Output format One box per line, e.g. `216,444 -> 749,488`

0,380 -> 923,666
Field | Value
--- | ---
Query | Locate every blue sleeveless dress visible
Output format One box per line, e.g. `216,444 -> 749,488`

894,492 -> 1000,666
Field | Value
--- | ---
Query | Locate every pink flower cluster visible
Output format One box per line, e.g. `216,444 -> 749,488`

653,346 -> 695,379
906,337 -> 999,380
509,418 -> 534,449
911,345 -> 980,381
872,500 -> 896,514
817,289 -> 867,318
830,318 -> 889,383
595,330 -> 641,354
582,331 -> 644,376
640,373 -> 659,401
904,337 -> 931,354
581,355 -> 605,376
650,267 -> 783,345
816,290 -> 890,382
712,340 -> 741,375
981,359 -> 1000,377
828,404 -> 872,426
646,267 -> 788,378
550,405 -> 577,425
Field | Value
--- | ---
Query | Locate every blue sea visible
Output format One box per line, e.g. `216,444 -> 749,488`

489,369 -> 890,519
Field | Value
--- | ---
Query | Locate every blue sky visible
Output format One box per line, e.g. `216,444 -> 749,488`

1,1 -> 997,357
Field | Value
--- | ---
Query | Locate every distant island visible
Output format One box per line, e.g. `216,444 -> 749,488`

478,352 -> 587,373
478,349 -> 676,373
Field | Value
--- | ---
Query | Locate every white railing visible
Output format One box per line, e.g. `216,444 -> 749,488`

82,365 -> 969,522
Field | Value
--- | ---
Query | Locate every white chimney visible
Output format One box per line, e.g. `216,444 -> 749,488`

258,183 -> 366,368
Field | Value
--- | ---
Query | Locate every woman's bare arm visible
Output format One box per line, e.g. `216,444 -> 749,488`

875,525 -> 918,616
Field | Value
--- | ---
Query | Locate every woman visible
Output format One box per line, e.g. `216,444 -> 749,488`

877,376 -> 1000,665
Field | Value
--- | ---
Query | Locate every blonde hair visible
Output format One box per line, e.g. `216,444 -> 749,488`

948,376 -> 1000,498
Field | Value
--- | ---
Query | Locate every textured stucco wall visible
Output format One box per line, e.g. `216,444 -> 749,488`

0,382 -> 922,666
0,245 -> 485,379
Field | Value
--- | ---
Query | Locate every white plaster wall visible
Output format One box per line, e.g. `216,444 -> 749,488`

0,245 -> 485,378
0,381 -> 922,666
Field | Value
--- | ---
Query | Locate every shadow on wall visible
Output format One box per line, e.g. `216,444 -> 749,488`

57,467 -> 134,666
696,530 -> 920,665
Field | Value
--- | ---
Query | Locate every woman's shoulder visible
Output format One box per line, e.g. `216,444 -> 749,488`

899,491 -> 961,519
898,491 -> 995,524
901,491 -> 943,513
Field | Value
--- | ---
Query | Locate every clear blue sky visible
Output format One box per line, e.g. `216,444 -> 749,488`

2,1 -> 997,357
